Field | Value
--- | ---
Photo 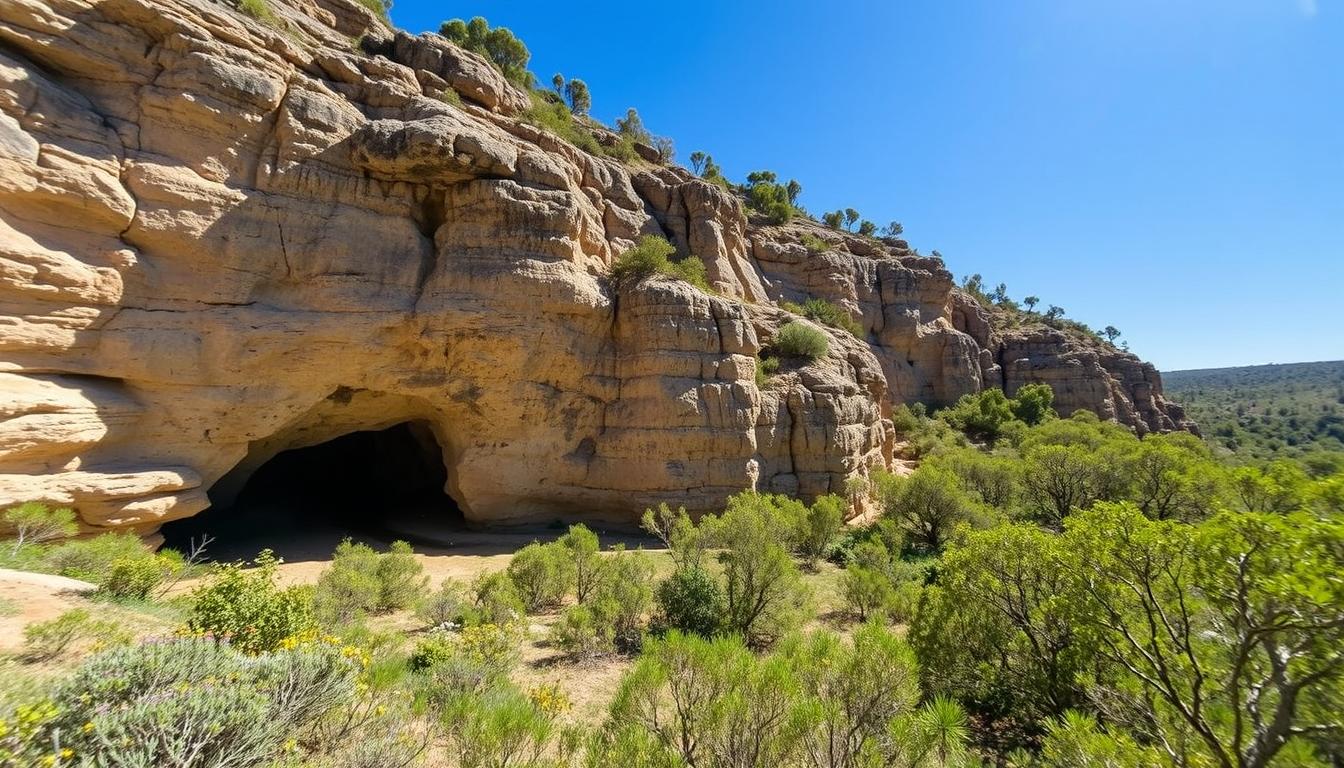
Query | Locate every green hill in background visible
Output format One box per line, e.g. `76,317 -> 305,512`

1165,360 -> 1344,461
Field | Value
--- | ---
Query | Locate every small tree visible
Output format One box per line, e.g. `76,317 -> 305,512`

551,72 -> 564,95
1103,325 -> 1121,343
507,541 -> 574,612
882,221 -> 904,237
1023,296 -> 1040,313
857,220 -> 877,237
559,523 -> 600,604
883,465 -> 988,552
822,210 -> 845,229
785,179 -> 802,205
563,78 -> 590,116
990,283 -> 1008,304
689,151 -> 707,175
615,107 -> 651,144
3,502 -> 78,555
843,208 -> 860,231
1044,305 -> 1065,322
797,495 -> 845,568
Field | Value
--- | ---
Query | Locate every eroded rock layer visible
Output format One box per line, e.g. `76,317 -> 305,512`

0,0 -> 1191,535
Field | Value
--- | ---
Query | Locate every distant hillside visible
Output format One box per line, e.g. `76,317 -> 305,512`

1165,361 -> 1344,460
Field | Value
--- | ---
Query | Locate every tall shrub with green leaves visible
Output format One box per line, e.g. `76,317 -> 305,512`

186,549 -> 315,653
439,16 -> 533,86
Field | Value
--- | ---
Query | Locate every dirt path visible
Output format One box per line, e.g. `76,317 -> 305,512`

0,570 -> 96,654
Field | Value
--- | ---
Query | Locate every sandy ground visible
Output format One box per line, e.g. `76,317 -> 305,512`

0,570 -> 97,653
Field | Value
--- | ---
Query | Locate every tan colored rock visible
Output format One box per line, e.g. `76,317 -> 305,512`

0,0 -> 1189,539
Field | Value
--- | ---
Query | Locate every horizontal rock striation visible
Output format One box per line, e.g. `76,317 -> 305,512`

0,0 -> 1190,536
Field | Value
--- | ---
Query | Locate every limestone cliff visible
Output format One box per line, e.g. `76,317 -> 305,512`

0,0 -> 1191,536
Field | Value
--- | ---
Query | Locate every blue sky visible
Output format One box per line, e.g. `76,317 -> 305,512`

389,1 -> 1343,372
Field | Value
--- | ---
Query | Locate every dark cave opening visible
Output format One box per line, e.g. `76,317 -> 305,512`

162,421 -> 465,561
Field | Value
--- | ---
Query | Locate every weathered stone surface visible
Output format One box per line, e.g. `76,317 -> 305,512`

0,0 -> 1189,537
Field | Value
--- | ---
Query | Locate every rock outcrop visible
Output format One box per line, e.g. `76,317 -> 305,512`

0,0 -> 1190,537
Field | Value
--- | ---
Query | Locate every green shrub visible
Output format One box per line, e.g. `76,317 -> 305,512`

609,235 -> 710,291
470,570 -> 525,625
440,686 -> 574,768
772,321 -> 829,360
43,530 -> 145,583
559,524 -> 601,604
653,567 -> 723,637
186,549 -> 315,653
796,297 -> 863,338
2,502 -> 77,555
418,578 -> 469,628
353,0 -> 388,21
22,608 -> 130,662
553,546 -> 655,656
843,564 -> 896,622
315,539 -> 428,625
315,539 -> 382,626
712,493 -> 810,647
520,91 -> 603,154
551,603 -> 609,658
408,632 -> 456,672
507,541 -> 574,612
375,540 -> 428,611
742,170 -> 798,224
797,494 -> 846,568
418,623 -> 523,700
102,551 -> 180,600
44,636 -> 359,767
800,234 -> 830,254
754,355 -> 780,388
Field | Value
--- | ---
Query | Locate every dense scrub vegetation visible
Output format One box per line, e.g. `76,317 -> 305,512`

1165,360 -> 1344,460
4,384 -> 1342,767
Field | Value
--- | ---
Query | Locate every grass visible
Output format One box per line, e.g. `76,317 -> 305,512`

238,0 -> 276,24
782,298 -> 863,339
800,234 -> 831,254
755,356 -> 780,388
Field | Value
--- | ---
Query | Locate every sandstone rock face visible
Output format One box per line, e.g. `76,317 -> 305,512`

0,0 -> 1189,537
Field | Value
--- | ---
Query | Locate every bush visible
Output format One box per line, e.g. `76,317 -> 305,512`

315,539 -> 382,626
440,686 -> 574,768
44,531 -> 147,584
754,355 -> 780,387
22,608 -> 130,662
881,464 -> 992,552
102,551 -> 181,600
654,566 -> 723,637
553,546 -> 655,656
2,502 -> 77,555
418,578 -> 469,628
43,636 -> 360,767
507,541 -> 574,613
417,623 -> 524,700
186,549 -> 315,654
315,539 -> 428,626
712,493 -> 810,647
800,234 -> 830,254
551,603 -> 610,658
794,297 -> 863,338
772,321 -> 829,360
520,92 -> 603,154
470,570 -> 525,625
559,524 -> 600,604
797,494 -> 846,567
375,540 -> 428,611
843,564 -> 896,622
238,0 -> 275,23
609,235 -> 710,291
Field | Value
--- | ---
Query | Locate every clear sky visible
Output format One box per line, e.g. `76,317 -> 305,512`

388,1 -> 1343,372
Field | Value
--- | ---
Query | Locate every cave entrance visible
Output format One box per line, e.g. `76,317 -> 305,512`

162,421 -> 464,562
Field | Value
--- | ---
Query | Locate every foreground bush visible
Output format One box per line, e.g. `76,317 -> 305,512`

2,502 -> 77,556
604,626 -> 972,767
553,545 -> 655,657
653,566 -> 723,638
16,636 -> 361,767
186,549 -> 315,653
